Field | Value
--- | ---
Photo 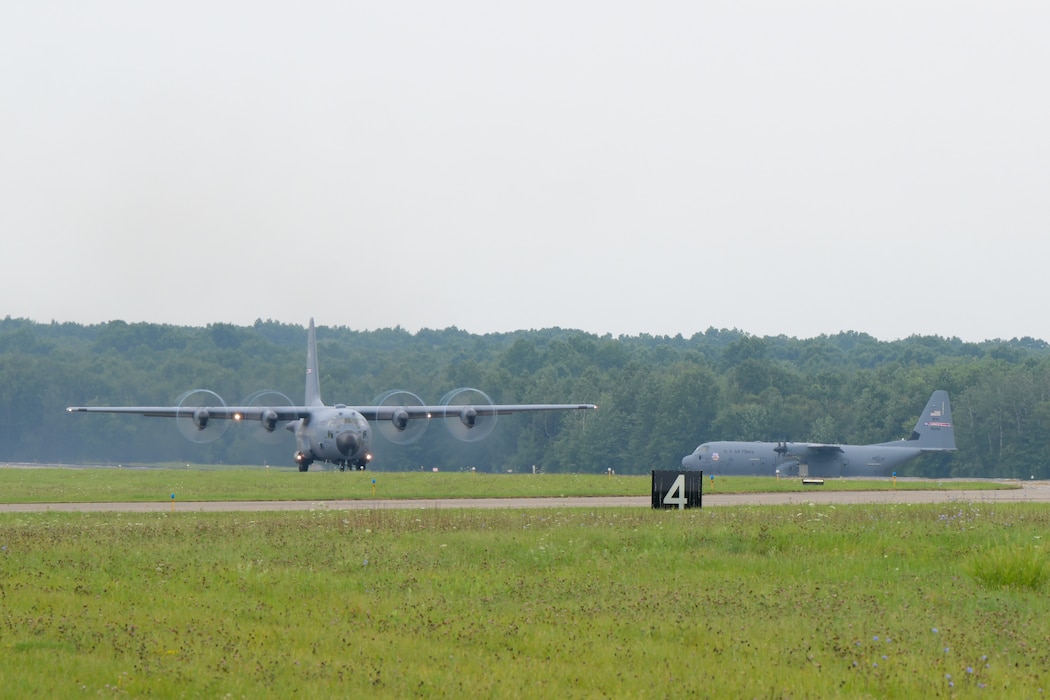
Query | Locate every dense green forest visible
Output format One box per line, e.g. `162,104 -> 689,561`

2,316 -> 1049,477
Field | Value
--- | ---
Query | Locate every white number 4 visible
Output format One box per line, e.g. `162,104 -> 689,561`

663,474 -> 687,509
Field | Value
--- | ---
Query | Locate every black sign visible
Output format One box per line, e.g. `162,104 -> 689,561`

651,470 -> 702,509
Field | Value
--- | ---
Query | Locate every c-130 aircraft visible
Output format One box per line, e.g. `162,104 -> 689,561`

681,390 -> 955,478
68,319 -> 597,471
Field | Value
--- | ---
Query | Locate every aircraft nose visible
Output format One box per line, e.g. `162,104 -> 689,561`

336,430 -> 360,456
682,453 -> 700,470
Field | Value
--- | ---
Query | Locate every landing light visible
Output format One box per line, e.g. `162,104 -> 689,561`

233,413 -> 243,421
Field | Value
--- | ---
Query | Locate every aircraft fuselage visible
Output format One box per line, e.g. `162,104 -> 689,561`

290,404 -> 372,471
681,391 -> 955,478
682,440 -> 922,478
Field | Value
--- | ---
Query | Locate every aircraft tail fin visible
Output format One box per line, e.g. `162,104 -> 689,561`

305,318 -> 323,407
899,390 -> 955,451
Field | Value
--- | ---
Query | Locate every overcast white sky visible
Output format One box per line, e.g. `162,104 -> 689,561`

2,1 -> 1047,341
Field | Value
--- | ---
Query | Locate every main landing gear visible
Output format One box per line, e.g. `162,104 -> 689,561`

294,453 -> 368,472
337,462 -> 368,472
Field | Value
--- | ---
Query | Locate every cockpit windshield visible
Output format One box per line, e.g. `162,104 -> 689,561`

327,413 -> 365,430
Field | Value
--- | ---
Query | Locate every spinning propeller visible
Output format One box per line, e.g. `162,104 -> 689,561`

373,390 -> 430,444
175,389 -> 230,443
242,390 -> 299,444
440,387 -> 496,442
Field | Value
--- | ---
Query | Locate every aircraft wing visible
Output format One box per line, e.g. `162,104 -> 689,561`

797,443 -> 845,454
66,406 -> 310,421
67,404 -> 597,421
356,404 -> 597,421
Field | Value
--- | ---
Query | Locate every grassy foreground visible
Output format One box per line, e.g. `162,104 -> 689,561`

0,466 -> 1012,503
2,503 -> 1050,697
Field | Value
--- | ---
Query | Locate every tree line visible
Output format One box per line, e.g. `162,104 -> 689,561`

2,316 -> 1049,477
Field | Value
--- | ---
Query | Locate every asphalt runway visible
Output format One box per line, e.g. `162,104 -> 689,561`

2,481 -> 1050,513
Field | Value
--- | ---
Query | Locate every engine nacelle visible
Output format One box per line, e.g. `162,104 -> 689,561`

391,407 -> 410,431
459,406 -> 478,428
260,409 -> 279,433
192,408 -> 210,430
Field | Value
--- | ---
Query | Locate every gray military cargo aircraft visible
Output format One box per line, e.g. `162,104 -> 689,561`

681,390 -> 955,478
68,319 -> 596,471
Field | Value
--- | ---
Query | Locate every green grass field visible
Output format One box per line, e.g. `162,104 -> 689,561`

0,465 -> 1013,503
2,503 -> 1049,697
0,468 -> 1035,696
